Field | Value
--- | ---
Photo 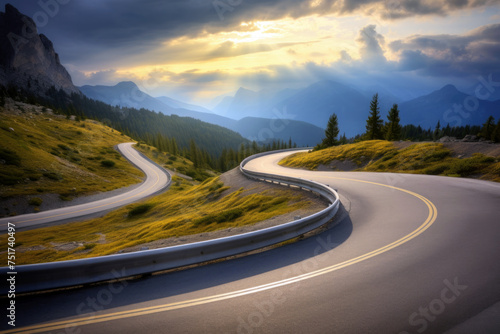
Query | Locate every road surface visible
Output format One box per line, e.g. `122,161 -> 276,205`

0,143 -> 170,232
2,150 -> 500,333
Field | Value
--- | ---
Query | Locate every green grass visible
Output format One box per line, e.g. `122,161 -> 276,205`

0,103 -> 143,200
11,176 -> 312,264
280,140 -> 500,182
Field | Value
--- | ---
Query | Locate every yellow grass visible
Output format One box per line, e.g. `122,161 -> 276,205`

280,140 -> 500,182
0,102 -> 143,200
280,140 -> 396,169
11,176 -> 312,264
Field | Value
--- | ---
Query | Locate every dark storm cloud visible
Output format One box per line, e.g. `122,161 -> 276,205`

379,0 -> 499,19
391,24 -> 500,77
1,0 -> 497,66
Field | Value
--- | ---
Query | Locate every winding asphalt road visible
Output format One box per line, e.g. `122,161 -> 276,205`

0,143 -> 170,232
2,150 -> 500,333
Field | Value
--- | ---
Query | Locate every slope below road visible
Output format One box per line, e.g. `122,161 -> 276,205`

0,143 -> 170,232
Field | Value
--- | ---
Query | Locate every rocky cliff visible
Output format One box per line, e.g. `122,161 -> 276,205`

0,4 -> 79,95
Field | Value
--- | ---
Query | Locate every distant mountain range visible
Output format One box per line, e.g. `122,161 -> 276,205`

155,96 -> 212,114
81,79 -> 500,142
79,81 -> 324,146
212,80 -> 500,136
80,81 -> 238,129
231,117 -> 323,146
212,87 -> 300,119
399,84 -> 500,128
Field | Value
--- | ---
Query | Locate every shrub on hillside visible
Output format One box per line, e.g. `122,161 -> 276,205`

0,148 -> 21,166
28,197 -> 43,206
43,171 -> 62,180
128,203 -> 155,217
193,208 -> 243,226
100,159 -> 115,168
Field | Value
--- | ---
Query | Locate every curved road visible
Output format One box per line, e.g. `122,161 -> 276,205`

3,151 -> 500,333
0,143 -> 170,232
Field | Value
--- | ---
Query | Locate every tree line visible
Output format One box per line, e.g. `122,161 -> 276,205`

150,132 -> 296,172
318,93 -> 500,149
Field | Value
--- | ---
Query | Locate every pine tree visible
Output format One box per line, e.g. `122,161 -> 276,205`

200,149 -> 210,168
245,142 -> 251,157
219,148 -> 228,171
492,119 -> 500,143
365,94 -> 384,140
238,143 -> 245,162
443,123 -> 451,137
227,148 -> 237,169
479,116 -> 495,140
384,104 -> 402,141
339,132 -> 348,145
322,113 -> 339,147
251,141 -> 259,155
189,139 -> 199,168
432,120 -> 441,141
172,138 -> 179,156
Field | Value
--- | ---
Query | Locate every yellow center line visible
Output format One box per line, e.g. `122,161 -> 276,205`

3,177 -> 438,334
0,144 -> 165,226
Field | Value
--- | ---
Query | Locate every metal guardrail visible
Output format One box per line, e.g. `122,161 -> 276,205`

2,149 -> 340,294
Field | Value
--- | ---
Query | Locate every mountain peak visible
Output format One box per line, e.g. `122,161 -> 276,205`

5,3 -> 21,16
235,87 -> 256,95
115,81 -> 139,89
233,87 -> 258,101
439,84 -> 459,93
0,4 -> 79,95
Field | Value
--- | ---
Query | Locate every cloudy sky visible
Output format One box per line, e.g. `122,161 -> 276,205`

2,0 -> 500,105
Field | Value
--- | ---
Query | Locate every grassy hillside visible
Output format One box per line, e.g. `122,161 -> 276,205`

0,99 -> 143,211
280,140 -> 500,182
13,175 -> 313,264
134,143 -> 216,181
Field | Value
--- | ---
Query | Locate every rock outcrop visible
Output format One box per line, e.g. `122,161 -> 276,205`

0,4 -> 79,95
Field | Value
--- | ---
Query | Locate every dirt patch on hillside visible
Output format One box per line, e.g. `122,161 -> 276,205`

219,167 -> 308,196
317,159 -> 360,171
442,142 -> 500,158
393,141 -> 418,149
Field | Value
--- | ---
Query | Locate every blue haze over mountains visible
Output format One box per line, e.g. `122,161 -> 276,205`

80,79 -> 500,141
80,82 -> 325,146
